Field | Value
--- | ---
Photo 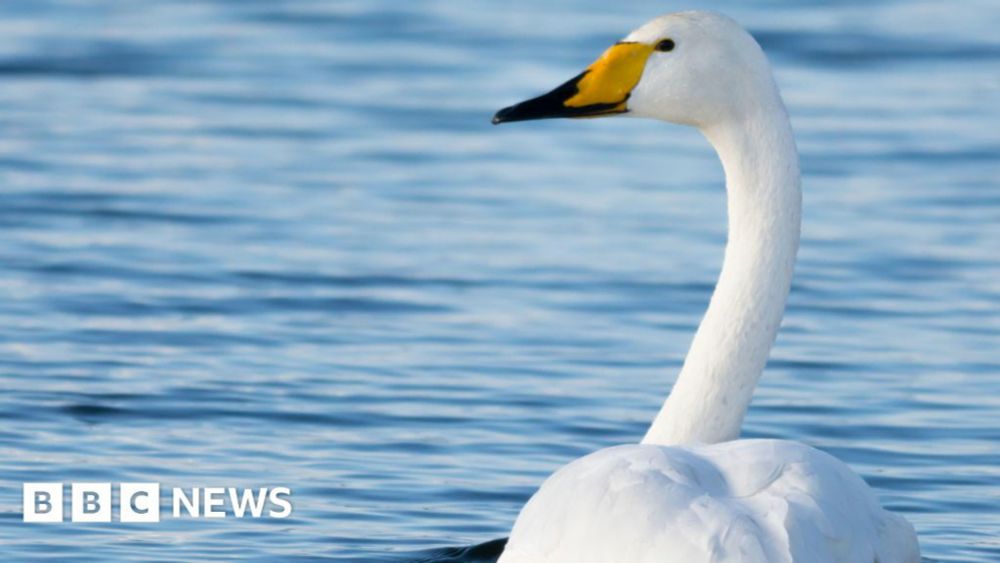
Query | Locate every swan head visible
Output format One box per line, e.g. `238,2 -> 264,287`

492,11 -> 778,129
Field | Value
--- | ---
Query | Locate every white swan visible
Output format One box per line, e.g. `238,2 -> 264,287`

491,11 -> 919,563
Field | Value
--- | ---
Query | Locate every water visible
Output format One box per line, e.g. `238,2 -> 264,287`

0,0 -> 997,561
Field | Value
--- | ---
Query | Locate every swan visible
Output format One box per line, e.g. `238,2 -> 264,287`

491,11 -> 919,563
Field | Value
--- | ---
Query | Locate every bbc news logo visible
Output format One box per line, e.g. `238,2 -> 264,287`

23,483 -> 293,523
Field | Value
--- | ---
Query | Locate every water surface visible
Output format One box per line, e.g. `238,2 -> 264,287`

1,0 -> 998,561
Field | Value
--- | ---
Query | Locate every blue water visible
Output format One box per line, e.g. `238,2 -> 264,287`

1,0 -> 998,561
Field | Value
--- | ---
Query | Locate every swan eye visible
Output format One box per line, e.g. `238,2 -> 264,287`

655,39 -> 675,52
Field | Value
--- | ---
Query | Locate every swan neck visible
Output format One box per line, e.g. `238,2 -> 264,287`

643,103 -> 801,446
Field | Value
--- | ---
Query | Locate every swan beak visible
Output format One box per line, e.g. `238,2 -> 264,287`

492,41 -> 654,124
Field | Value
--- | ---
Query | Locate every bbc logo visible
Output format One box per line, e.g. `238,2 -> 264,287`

23,483 -> 160,523
24,482 -> 293,523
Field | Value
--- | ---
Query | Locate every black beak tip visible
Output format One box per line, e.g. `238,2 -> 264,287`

491,71 -> 591,126
492,106 -> 514,125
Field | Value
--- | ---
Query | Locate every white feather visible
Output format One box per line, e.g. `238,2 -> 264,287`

499,440 -> 918,563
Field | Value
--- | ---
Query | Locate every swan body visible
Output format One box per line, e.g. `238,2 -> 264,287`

492,11 -> 919,562
498,440 -> 918,563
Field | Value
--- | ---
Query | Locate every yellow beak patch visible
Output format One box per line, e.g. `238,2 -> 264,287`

565,42 -> 655,111
492,40 -> 655,124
